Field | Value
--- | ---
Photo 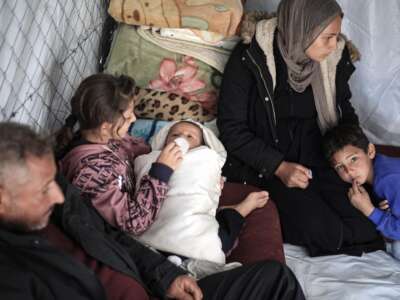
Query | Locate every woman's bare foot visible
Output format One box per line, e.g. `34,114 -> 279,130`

231,191 -> 269,217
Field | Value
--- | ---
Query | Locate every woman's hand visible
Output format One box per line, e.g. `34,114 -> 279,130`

274,161 -> 312,189
156,142 -> 183,170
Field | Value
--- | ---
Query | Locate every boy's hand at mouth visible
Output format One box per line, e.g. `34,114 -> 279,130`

347,180 -> 375,217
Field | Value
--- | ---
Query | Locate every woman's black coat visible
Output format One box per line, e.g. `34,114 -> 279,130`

217,35 -> 358,185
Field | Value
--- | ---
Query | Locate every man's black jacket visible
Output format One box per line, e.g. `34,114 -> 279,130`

0,174 -> 185,300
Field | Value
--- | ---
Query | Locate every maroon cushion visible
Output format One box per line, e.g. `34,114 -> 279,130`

219,182 -> 285,264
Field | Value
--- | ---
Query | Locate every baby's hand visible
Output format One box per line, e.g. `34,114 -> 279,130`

219,176 -> 226,192
156,142 -> 183,171
232,191 -> 269,217
245,191 -> 269,209
379,199 -> 390,211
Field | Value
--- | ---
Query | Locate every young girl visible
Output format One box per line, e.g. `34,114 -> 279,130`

57,73 -> 183,234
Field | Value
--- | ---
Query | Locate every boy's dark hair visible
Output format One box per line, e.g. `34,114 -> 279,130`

322,124 -> 370,162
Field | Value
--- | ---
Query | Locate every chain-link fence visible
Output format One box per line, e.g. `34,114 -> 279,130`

0,0 -> 109,133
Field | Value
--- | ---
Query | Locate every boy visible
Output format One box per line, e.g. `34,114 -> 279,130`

322,124 -> 400,259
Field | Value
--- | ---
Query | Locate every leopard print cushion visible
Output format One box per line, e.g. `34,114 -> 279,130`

134,87 -> 215,122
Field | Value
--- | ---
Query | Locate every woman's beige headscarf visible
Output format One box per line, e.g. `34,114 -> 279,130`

277,0 -> 343,132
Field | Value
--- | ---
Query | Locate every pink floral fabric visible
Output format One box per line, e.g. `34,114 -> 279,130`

149,56 -> 217,111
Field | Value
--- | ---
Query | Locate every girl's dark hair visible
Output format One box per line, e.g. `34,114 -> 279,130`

322,124 -> 370,162
55,73 -> 136,153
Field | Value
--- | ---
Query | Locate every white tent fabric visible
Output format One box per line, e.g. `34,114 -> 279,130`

245,0 -> 400,146
338,0 -> 400,146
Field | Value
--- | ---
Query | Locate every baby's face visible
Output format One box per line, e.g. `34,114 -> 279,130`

331,144 -> 375,185
165,122 -> 203,150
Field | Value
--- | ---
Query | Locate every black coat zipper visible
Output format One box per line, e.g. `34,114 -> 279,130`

246,50 -> 279,144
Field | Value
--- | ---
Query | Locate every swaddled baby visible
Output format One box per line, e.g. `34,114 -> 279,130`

134,121 -> 268,267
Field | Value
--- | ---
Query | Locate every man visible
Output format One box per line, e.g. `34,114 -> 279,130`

0,122 -> 305,300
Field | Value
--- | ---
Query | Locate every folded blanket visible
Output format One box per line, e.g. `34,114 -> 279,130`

129,118 -> 171,142
180,259 -> 241,280
159,28 -> 240,50
134,87 -> 216,122
137,27 -> 233,73
129,118 -> 220,142
105,24 -> 222,112
108,0 -> 243,37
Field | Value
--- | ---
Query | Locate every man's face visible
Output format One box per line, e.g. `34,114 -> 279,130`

331,144 -> 375,185
0,154 -> 64,232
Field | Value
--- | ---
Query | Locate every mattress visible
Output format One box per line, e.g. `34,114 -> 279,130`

285,244 -> 400,299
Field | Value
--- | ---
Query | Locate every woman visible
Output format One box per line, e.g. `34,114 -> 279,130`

217,0 -> 384,256
57,73 -> 183,235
